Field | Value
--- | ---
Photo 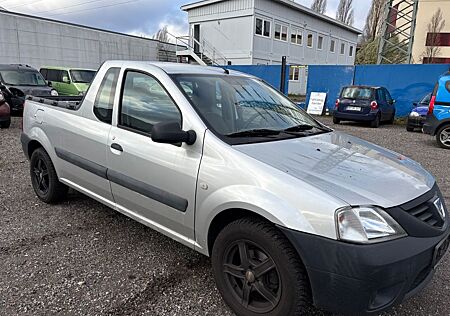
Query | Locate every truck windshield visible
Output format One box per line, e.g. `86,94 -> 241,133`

172,74 -> 328,143
0,70 -> 47,86
70,70 -> 96,83
341,87 -> 373,99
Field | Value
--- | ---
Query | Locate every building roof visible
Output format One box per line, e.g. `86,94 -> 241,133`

181,0 -> 362,34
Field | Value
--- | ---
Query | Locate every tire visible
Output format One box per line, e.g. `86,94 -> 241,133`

370,114 -> 381,128
30,147 -> 68,203
333,117 -> 340,124
406,125 -> 414,132
0,118 -> 11,129
436,124 -> 450,149
212,217 -> 310,316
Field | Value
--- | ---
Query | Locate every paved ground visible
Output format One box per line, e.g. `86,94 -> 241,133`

0,116 -> 449,316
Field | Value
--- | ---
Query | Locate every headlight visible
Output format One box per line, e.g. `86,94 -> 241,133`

51,89 -> 59,96
78,91 -> 85,96
336,206 -> 406,244
409,111 -> 419,117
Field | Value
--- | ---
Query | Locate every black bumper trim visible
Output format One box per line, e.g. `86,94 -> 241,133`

20,133 -> 31,159
279,226 -> 450,314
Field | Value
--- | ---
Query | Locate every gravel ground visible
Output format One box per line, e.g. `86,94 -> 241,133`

0,116 -> 449,316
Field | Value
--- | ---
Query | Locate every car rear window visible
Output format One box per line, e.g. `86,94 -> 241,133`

341,87 -> 373,99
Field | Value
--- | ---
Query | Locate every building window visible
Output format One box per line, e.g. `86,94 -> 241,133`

340,43 -> 345,54
289,66 -> 300,81
349,45 -> 354,57
275,23 -> 288,41
307,33 -> 313,48
426,32 -> 450,46
255,17 -> 271,37
330,39 -> 335,52
291,29 -> 303,45
317,36 -> 323,50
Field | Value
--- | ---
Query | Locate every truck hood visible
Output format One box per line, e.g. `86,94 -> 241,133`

235,132 -> 435,208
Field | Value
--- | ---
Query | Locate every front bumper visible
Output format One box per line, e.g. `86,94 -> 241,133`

281,227 -> 449,314
333,111 -> 377,122
407,116 -> 426,128
280,185 -> 449,314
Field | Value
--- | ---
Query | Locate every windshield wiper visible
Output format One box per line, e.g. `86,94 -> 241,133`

226,129 -> 281,138
282,124 -> 332,135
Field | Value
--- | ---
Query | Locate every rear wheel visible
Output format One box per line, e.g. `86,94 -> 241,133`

212,217 -> 310,316
333,117 -> 340,124
370,114 -> 381,128
30,147 -> 68,203
0,118 -> 10,129
406,125 -> 414,132
436,124 -> 450,149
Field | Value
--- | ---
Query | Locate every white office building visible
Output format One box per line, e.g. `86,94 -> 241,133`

178,0 -> 361,94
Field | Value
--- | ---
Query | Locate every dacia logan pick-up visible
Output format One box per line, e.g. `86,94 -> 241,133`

21,61 -> 449,316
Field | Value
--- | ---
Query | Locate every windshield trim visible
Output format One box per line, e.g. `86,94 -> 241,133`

170,73 -> 332,145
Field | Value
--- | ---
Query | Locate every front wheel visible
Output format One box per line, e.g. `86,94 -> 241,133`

212,218 -> 310,316
30,147 -> 68,203
436,124 -> 450,149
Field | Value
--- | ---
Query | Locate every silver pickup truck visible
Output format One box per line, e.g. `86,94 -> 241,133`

21,61 -> 449,316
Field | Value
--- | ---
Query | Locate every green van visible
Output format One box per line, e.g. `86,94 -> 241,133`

40,67 -> 96,96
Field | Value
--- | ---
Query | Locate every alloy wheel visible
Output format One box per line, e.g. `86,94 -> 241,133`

439,127 -> 450,147
33,157 -> 50,195
222,240 -> 282,313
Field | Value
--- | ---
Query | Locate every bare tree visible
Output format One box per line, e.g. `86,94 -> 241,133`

336,0 -> 354,26
311,0 -> 327,14
422,8 -> 446,63
363,0 -> 387,42
153,25 -> 169,43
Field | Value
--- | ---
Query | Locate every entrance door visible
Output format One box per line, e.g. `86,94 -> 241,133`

193,24 -> 200,53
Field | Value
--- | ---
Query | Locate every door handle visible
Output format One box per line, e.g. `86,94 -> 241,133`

111,143 -> 123,152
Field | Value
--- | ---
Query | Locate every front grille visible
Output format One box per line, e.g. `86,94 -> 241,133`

401,193 -> 445,228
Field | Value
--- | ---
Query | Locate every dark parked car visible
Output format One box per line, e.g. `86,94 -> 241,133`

0,64 -> 57,113
333,86 -> 396,128
406,93 -> 431,132
0,91 -> 11,128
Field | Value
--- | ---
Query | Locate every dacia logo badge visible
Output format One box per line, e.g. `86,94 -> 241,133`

434,198 -> 446,220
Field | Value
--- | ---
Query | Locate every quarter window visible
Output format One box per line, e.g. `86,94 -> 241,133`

275,23 -> 288,41
93,67 -> 120,124
307,34 -> 313,48
119,71 -> 181,135
318,36 -> 323,50
330,39 -> 335,52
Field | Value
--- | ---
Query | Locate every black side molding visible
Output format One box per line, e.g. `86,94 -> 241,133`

107,169 -> 188,212
55,147 -> 108,179
54,147 -> 188,212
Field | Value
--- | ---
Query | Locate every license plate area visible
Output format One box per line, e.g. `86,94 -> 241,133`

433,234 -> 450,268
346,106 -> 362,111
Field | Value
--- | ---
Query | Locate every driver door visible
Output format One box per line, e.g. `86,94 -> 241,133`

107,70 -> 202,244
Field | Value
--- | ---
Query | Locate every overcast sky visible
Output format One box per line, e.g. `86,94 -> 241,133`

0,0 -> 372,39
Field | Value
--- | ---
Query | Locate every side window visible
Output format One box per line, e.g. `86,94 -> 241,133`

61,70 -> 69,82
93,67 -> 120,124
46,70 -> 58,82
119,71 -> 181,135
377,89 -> 385,102
384,89 -> 393,103
40,69 -> 48,79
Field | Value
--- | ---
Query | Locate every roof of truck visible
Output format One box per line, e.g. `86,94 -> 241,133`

107,61 -> 253,77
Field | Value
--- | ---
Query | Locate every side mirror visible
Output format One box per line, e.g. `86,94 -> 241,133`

413,102 -> 418,106
151,122 -> 196,145
62,76 -> 70,84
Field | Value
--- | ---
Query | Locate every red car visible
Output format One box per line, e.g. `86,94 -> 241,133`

0,91 -> 11,128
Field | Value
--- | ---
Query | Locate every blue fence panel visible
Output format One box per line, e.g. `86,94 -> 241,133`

306,65 -> 355,111
223,65 -> 290,95
354,64 -> 450,117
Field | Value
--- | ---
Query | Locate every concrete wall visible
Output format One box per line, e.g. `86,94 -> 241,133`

0,11 -> 177,70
